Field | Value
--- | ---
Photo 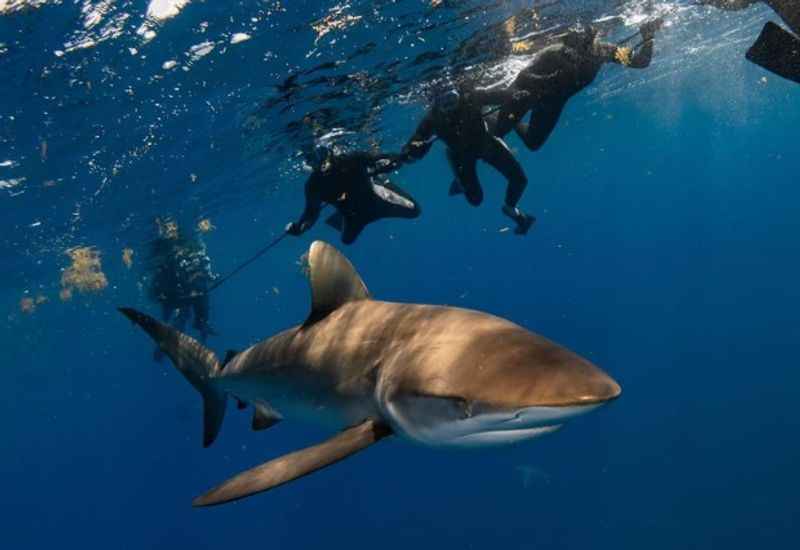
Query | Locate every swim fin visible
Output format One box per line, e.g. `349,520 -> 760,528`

514,214 -> 536,235
746,22 -> 800,84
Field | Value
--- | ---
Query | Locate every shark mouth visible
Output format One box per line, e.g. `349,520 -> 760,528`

384,395 -> 605,448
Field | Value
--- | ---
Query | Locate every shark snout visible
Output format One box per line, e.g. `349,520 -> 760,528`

573,374 -> 622,405
523,355 -> 622,409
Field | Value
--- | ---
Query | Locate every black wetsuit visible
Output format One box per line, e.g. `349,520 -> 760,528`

292,152 -> 420,244
148,237 -> 214,342
404,90 -> 528,209
492,38 -> 655,151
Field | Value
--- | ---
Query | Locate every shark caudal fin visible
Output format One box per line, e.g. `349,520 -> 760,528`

118,307 -> 227,448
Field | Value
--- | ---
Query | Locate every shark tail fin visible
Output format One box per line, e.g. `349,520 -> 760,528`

118,307 -> 227,448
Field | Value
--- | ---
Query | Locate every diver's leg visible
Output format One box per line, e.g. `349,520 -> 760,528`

483,137 -> 528,208
482,137 -> 535,235
515,100 -> 566,151
448,149 -> 483,206
192,294 -> 211,342
493,90 -> 531,138
174,306 -> 190,333
445,148 -> 464,196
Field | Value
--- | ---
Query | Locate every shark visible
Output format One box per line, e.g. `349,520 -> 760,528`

119,240 -> 621,507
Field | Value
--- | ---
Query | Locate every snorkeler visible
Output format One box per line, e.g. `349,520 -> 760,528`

285,145 -> 421,245
147,220 -> 216,360
402,88 -> 534,235
701,1 -> 800,83
490,19 -> 663,151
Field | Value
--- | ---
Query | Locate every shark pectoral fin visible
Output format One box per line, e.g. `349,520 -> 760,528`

303,241 -> 370,326
193,419 -> 391,507
251,401 -> 283,431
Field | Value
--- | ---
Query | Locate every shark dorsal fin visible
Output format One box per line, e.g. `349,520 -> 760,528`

305,240 -> 370,325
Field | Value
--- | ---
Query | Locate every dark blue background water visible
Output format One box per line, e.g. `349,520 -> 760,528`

3,1 -> 799,548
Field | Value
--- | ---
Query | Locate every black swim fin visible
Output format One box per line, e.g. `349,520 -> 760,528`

514,214 -> 536,236
746,22 -> 800,84
449,179 -> 464,196
325,211 -> 344,231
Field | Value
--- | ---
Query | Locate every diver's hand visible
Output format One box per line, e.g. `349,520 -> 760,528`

285,222 -> 304,236
640,17 -> 664,41
403,139 -> 433,161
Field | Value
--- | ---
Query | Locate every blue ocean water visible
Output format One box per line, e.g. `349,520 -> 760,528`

3,1 -> 799,548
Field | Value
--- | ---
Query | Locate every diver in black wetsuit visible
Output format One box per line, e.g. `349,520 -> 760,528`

285,145 -> 421,245
702,1 -> 800,83
490,19 -> 663,151
147,221 -> 216,360
403,89 -> 534,235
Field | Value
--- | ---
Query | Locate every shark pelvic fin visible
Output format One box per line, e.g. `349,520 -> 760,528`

304,240 -> 370,325
252,401 -> 283,431
118,307 -> 227,448
193,418 -> 392,507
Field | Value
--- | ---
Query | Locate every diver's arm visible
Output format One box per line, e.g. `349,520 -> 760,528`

402,112 -> 436,161
353,151 -> 407,175
595,41 -> 630,66
624,39 -> 655,69
598,18 -> 661,69
597,41 -> 650,68
287,175 -> 323,235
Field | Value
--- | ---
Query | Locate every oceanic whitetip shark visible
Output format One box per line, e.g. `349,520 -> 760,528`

120,240 -> 621,507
